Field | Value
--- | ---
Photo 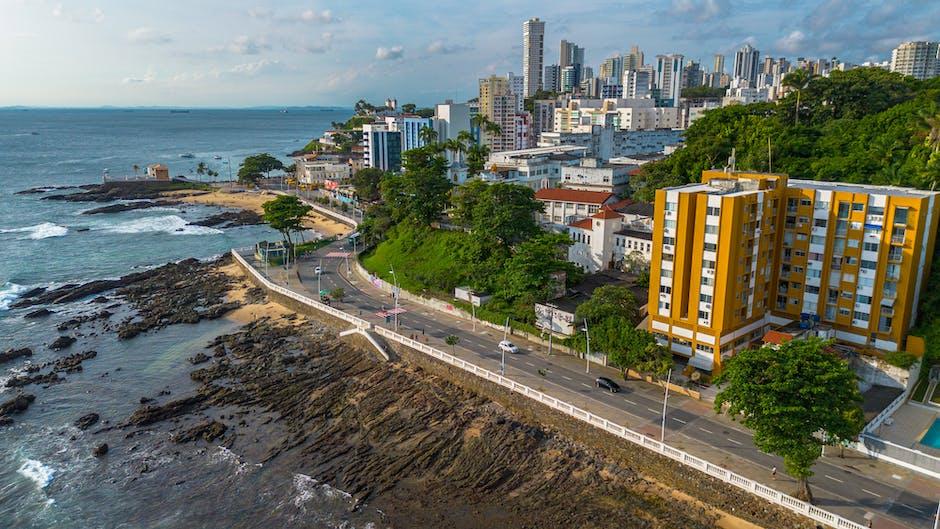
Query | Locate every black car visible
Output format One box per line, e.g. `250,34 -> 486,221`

595,376 -> 620,393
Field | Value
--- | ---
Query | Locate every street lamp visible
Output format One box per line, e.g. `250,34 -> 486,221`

583,318 -> 591,374
660,367 -> 672,443
389,267 -> 400,331
316,258 -> 323,297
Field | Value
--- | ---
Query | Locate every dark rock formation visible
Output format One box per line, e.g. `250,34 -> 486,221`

49,336 -> 76,350
171,420 -> 227,443
52,351 -> 98,373
93,443 -> 109,457
42,181 -> 201,203
24,308 -> 53,319
191,210 -> 264,228
75,413 -> 100,430
188,353 -> 210,365
0,347 -> 32,364
5,372 -> 62,388
81,200 -> 179,215
0,394 -> 36,417
57,311 -> 111,331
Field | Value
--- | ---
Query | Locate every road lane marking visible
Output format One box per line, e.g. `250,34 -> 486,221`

524,362 -> 535,367
646,408 -> 659,414
699,427 -> 714,434
727,438 -> 743,446
825,475 -> 844,484
672,417 -> 687,424
899,503 -> 927,515
562,375 -> 572,381
624,399 -> 637,405
581,383 -> 591,388
861,489 -> 881,498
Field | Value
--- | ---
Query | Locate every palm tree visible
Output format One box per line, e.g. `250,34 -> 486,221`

471,114 -> 502,145
783,69 -> 813,126
132,164 -> 139,177
418,126 -> 439,145
195,161 -> 208,182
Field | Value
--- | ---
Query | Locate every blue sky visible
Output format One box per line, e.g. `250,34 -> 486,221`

1,0 -> 937,107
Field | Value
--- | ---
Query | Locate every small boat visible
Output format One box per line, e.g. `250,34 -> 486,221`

280,109 -> 289,113
179,153 -> 195,159
213,155 -> 222,160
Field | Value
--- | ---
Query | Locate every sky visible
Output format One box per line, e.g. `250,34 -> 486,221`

1,0 -> 938,107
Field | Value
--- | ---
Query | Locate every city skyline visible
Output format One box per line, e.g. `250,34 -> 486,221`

1,0 -> 938,107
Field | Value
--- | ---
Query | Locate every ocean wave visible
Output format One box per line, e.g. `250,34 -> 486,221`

103,215 -> 222,236
0,222 -> 68,240
212,446 -> 262,475
18,459 -> 55,489
291,473 -> 353,509
0,282 -> 28,310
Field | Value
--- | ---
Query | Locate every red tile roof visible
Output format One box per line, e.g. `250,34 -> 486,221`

628,167 -> 643,176
592,206 -> 622,220
608,198 -> 635,210
568,218 -> 593,230
535,188 -> 616,204
762,330 -> 794,345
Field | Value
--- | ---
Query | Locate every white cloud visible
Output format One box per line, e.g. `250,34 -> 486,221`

122,69 -> 156,84
227,59 -> 281,76
298,32 -> 334,54
775,30 -> 807,54
225,35 -> 271,55
127,27 -> 172,45
300,9 -> 334,23
248,7 -> 273,19
92,7 -> 104,23
51,3 -> 62,17
426,40 -> 471,55
375,45 -> 404,60
669,0 -> 729,22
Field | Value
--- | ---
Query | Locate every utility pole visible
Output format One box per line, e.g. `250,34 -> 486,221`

471,303 -> 476,332
660,368 -> 672,443
583,318 -> 591,374
503,317 -> 509,341
316,258 -> 322,297
389,267 -> 400,331
547,304 -> 556,356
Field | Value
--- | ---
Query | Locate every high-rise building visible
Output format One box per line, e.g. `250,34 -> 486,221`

543,64 -> 561,92
623,67 -> 654,98
522,17 -> 545,97
599,55 -> 624,83
762,56 -> 774,75
648,170 -> 940,373
559,39 -> 585,89
733,44 -> 760,87
890,41 -> 940,80
384,115 -> 434,152
656,54 -> 685,107
625,45 -> 644,71
682,61 -> 703,88
561,65 -> 579,92
507,71 -> 525,112
532,99 -> 560,135
478,75 -> 523,152
713,54 -> 725,74
362,123 -> 402,172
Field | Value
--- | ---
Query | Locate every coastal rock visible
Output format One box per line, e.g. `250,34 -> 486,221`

18,287 -> 46,300
6,372 -> 62,388
171,420 -> 227,443
125,395 -> 208,427
81,200 -> 179,215
52,351 -> 98,373
42,181 -> 201,203
93,443 -> 109,457
0,394 -> 36,416
49,336 -> 76,350
189,353 -> 210,365
0,347 -> 32,364
75,413 -> 101,430
57,311 -> 112,331
191,210 -> 264,228
13,269 -> 161,308
24,308 -> 53,319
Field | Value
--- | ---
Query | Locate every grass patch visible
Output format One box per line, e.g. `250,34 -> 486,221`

295,237 -> 336,256
361,225 -> 468,295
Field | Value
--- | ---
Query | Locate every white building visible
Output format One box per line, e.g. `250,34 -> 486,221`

535,188 -> 618,226
522,18 -> 545,97
891,41 -> 939,80
561,158 -> 633,194
384,115 -> 434,152
296,157 -> 352,185
655,54 -> 685,107
362,123 -> 402,172
484,145 -> 586,190
623,67 -> 654,99
733,44 -> 761,87
723,86 -> 770,105
539,127 -> 684,159
567,204 -> 655,273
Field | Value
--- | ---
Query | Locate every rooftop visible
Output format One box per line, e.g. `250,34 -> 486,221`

535,188 -> 616,204
568,218 -> 594,230
614,201 -> 654,217
789,179 -> 940,198
616,228 -> 653,240
542,270 -> 645,314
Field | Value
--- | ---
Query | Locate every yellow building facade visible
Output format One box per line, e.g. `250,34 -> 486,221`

648,170 -> 940,373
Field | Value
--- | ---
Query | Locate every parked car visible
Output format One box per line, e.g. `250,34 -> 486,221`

497,340 -> 519,354
595,376 -> 620,393
314,266 -> 322,275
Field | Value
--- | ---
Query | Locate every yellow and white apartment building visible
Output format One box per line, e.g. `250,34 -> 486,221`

648,170 -> 940,373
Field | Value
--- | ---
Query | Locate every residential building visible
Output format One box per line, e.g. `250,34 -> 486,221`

713,54 -> 725,75
682,61 -> 703,88
601,83 -> 623,99
385,115 -> 434,152
623,67 -> 654,99
561,65 -> 579,92
599,55 -> 624,83
362,123 -> 402,172
535,187 -> 618,226
561,157 -> 633,194
560,39 -> 585,71
655,54 -> 685,107
295,154 -> 352,185
507,71 -> 525,112
723,86 -> 769,105
648,170 -> 940,374
533,99 -> 560,135
484,145 -> 587,190
544,64 -> 561,92
567,202 -> 655,272
522,17 -> 545,97
625,45 -> 644,71
434,100 -> 471,142
733,44 -> 761,87
890,41 -> 940,80
478,75 -> 520,152
539,127 -> 684,159
146,163 -> 169,180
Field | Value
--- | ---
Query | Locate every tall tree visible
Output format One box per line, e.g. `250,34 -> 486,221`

261,195 -> 312,247
381,145 -> 452,225
418,126 -> 439,145
714,338 -> 864,502
783,69 -> 812,126
351,168 -> 386,203
575,285 -> 640,326
470,183 -> 543,248
498,232 -> 581,303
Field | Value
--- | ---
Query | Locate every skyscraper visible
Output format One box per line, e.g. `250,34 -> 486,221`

656,54 -> 685,107
599,55 -> 624,83
559,39 -> 585,89
623,67 -> 654,98
522,17 -> 545,96
543,64 -> 561,92
713,54 -> 725,74
890,41 -> 940,80
733,44 -> 760,87
625,45 -> 644,71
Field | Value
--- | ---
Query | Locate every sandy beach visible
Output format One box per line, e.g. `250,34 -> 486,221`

164,188 -> 352,238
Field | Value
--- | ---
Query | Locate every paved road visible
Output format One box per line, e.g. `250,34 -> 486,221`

254,239 -> 938,529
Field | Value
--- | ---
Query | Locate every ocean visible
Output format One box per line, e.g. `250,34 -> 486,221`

0,108 -> 379,528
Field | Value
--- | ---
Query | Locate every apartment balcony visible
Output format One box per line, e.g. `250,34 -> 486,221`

891,236 -> 905,245
883,290 -> 898,301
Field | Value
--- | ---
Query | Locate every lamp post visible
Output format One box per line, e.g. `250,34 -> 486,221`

546,303 -> 556,356
583,318 -> 591,374
660,367 -> 672,443
389,267 -> 400,331
316,258 -> 322,296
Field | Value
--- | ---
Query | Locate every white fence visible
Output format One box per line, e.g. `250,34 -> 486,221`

232,248 -> 866,529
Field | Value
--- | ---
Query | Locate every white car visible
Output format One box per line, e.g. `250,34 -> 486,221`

314,266 -> 322,275
498,340 -> 519,354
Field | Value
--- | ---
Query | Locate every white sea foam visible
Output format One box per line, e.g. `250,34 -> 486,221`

18,459 -> 55,489
292,473 -> 353,509
0,282 -> 28,310
104,215 -> 222,236
0,222 -> 68,240
212,446 -> 262,475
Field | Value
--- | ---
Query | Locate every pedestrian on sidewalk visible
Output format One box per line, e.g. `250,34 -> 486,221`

771,466 -> 777,479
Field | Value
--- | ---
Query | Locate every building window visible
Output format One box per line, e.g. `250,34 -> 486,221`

854,311 -> 870,322
852,202 -> 865,212
894,207 -> 909,226
863,242 -> 879,252
811,235 -> 826,245
700,294 -> 713,303
665,201 -> 678,212
839,307 -> 851,317
698,310 -> 710,320
696,343 -> 713,354
838,203 -> 850,218
800,199 -> 812,207
706,206 -> 720,216
705,224 -> 719,234
660,285 -> 672,294
665,220 -> 676,229
857,294 -> 872,305
704,242 -> 717,252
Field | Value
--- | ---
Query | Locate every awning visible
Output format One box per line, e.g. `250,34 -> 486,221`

689,354 -> 714,371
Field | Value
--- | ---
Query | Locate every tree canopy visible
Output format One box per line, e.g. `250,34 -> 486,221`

238,153 -> 284,186
451,181 -> 543,248
351,168 -> 385,203
714,338 -> 864,501
262,195 -> 312,246
575,285 -> 640,326
380,145 -> 452,225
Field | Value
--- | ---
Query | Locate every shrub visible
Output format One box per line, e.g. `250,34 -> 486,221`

884,351 -> 918,370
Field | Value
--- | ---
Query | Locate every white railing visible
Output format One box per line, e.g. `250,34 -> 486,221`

232,248 -> 867,529
863,390 -> 909,435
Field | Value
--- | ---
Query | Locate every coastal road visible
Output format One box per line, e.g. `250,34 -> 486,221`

259,241 -> 938,529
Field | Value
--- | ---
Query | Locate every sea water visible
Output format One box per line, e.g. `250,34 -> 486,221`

0,108 -> 382,528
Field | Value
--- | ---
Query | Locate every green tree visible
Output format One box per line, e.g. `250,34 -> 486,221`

381,145 -> 452,225
132,164 -> 140,177
329,287 -> 346,301
575,285 -> 640,326
782,69 -> 812,126
498,232 -> 581,303
418,126 -> 439,145
577,318 -> 670,379
470,183 -> 543,247
195,161 -> 208,181
445,334 -> 460,353
238,159 -> 263,186
714,338 -> 865,501
465,143 -> 491,178
239,153 -> 284,185
449,178 -> 489,226
261,195 -> 312,247
401,103 -> 417,114
351,168 -> 386,203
